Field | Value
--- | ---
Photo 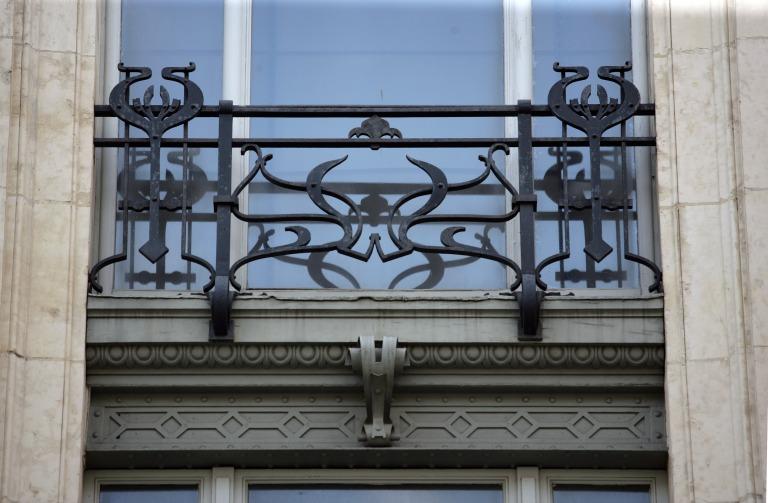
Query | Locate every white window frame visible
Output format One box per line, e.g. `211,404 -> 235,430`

82,469 -> 213,503
539,469 -> 669,503
83,467 -> 668,503
95,0 -> 655,296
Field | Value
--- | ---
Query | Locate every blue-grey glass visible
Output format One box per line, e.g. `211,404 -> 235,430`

99,485 -> 198,503
552,485 -> 651,503
248,485 -> 503,503
115,0 -> 223,290
247,0 -> 506,289
533,0 -> 640,289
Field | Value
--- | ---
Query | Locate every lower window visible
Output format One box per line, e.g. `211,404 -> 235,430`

83,469 -> 667,503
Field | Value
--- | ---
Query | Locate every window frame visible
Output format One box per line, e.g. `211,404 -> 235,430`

82,469 -> 213,503
94,0 -> 657,296
82,468 -> 668,503
539,469 -> 669,503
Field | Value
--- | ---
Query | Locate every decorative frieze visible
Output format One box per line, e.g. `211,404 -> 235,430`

85,343 -> 664,370
87,392 -> 666,468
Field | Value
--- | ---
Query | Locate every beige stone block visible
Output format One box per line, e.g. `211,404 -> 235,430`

747,346 -> 768,497
0,37 -> 11,117
734,39 -> 768,190
74,54 -> 96,204
32,50 -> 77,203
677,203 -> 736,360
25,201 -> 74,359
658,206 -> 686,365
60,360 -> 87,503
649,0 -> 671,57
19,358 -> 66,502
36,0 -> 78,53
0,0 -> 13,38
0,351 -> 26,503
669,0 -> 726,53
65,204 -> 91,364
734,0 -> 768,40
670,50 -> 731,204
686,358 -> 741,502
0,194 -> 33,355
76,0 -> 97,58
664,361 -> 693,503
650,54 -> 678,209
740,189 -> 768,347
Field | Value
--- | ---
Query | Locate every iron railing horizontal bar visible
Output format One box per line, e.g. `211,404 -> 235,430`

94,103 -> 655,118
94,136 -> 656,148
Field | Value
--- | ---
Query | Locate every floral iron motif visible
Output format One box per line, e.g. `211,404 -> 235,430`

348,115 -> 402,149
108,63 -> 203,263
547,62 -> 640,262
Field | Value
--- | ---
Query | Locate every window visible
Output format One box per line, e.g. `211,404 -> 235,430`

98,485 -> 199,503
95,0 -> 656,292
83,469 -> 668,503
246,485 -> 503,503
540,470 -> 668,503
82,471 -> 211,503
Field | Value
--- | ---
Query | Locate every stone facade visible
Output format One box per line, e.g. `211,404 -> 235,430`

651,0 -> 768,501
0,0 -> 96,501
0,0 -> 766,502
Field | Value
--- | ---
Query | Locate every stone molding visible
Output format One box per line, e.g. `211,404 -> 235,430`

85,343 -> 665,371
86,295 -> 664,345
87,392 -> 666,469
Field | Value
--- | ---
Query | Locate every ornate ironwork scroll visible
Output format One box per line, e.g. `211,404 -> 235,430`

90,62 -> 661,341
89,63 -> 208,293
544,62 -> 661,292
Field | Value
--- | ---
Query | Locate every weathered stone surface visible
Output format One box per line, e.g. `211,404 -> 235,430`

652,0 -> 768,500
0,0 -> 94,501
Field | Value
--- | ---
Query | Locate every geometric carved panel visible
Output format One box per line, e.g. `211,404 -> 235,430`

89,392 -> 665,454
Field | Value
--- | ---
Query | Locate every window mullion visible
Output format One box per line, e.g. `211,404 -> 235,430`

222,0 -> 253,290
630,0 -> 657,294
517,467 -> 540,503
212,467 -> 235,503
96,0 -> 123,294
503,0 -> 533,286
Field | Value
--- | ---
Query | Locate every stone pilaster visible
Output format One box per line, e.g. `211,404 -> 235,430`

651,0 -> 767,501
0,0 -> 96,501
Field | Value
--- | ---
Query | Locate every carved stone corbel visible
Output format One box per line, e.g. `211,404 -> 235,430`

349,336 -> 406,446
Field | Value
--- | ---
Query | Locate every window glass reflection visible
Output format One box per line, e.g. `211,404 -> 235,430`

99,484 -> 198,503
248,485 -> 503,503
247,0 -> 506,289
553,484 -> 651,503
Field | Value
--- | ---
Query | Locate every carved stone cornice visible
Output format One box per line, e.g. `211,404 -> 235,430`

85,342 -> 664,370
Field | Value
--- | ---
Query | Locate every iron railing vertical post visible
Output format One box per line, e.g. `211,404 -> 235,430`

516,99 -> 542,341
209,100 -> 235,341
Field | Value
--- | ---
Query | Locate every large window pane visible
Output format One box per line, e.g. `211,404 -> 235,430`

553,484 -> 651,503
247,0 -> 506,289
99,484 -> 198,503
248,485 -> 503,503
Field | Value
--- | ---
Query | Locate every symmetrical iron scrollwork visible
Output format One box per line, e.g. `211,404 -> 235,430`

90,62 -> 661,341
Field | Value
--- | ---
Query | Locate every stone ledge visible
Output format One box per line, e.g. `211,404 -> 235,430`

86,294 -> 664,344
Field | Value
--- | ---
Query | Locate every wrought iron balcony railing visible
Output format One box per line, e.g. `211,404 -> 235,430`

89,62 -> 662,342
